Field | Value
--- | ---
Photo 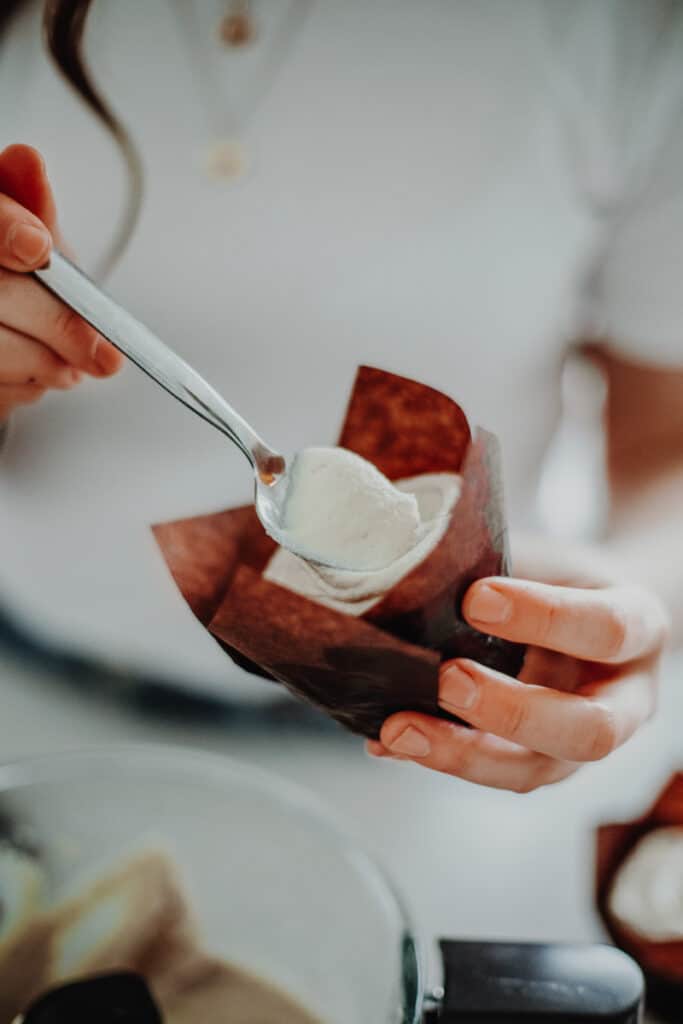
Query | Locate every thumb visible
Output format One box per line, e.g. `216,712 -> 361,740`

0,144 -> 60,236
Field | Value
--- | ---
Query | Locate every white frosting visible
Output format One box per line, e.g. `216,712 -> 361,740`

279,447 -> 423,571
608,826 -> 683,941
265,471 -> 462,616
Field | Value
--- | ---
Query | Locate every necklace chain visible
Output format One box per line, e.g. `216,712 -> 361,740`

169,0 -> 314,181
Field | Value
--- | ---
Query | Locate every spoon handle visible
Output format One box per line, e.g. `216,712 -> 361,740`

33,249 -> 281,473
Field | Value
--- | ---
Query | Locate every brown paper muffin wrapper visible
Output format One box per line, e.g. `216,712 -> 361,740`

153,366 -> 525,738
596,772 -> 683,1019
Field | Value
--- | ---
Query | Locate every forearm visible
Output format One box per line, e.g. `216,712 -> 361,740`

577,348 -> 683,644
606,456 -> 683,643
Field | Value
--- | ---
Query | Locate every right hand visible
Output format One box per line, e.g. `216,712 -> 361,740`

0,144 -> 123,422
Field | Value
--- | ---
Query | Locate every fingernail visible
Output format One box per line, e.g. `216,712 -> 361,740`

387,726 -> 431,758
9,223 -> 50,267
467,584 -> 512,624
440,663 -> 479,710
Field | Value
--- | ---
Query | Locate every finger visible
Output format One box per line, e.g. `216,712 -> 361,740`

438,657 -> 655,762
0,268 -> 123,376
0,191 -> 52,272
374,713 -> 577,792
463,577 -> 669,664
0,144 -> 59,234
0,325 -> 80,389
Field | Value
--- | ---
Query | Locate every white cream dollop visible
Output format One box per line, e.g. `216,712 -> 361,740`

279,446 -> 423,572
265,468 -> 462,616
608,826 -> 683,941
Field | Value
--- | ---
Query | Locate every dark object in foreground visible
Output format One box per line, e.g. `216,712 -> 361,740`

434,940 -> 643,1022
22,972 -> 162,1024
154,366 -> 525,738
596,772 -> 683,1022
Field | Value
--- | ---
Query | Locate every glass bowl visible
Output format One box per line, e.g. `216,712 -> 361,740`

0,745 -> 420,1024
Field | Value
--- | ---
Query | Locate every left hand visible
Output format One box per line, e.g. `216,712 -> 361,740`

368,551 -> 670,792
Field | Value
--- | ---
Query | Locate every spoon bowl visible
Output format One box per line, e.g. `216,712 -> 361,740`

253,460 -> 291,543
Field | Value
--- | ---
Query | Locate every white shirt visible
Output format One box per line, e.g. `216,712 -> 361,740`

1,0 -> 683,699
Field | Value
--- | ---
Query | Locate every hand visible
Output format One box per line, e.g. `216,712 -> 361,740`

0,144 -> 123,422
368,544 -> 671,792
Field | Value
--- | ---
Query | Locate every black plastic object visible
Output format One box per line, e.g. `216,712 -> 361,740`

433,941 -> 644,1022
22,972 -> 162,1024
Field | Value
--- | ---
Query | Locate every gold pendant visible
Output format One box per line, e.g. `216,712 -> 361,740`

204,139 -> 250,183
219,3 -> 256,47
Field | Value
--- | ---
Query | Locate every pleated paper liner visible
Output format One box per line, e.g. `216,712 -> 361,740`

596,772 -> 683,1020
153,366 -> 525,738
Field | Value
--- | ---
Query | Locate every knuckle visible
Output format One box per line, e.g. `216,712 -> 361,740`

537,596 -> 562,646
498,689 -> 529,741
53,304 -> 82,342
511,776 -> 537,795
442,727 -> 479,779
651,601 -> 672,651
512,755 -> 552,794
581,703 -> 618,761
602,606 -> 630,661
53,304 -> 97,353
598,587 -> 672,663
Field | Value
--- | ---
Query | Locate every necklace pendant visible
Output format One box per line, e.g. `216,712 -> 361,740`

204,139 -> 250,183
219,2 -> 255,47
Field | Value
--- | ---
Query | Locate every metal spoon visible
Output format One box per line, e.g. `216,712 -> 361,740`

33,249 -> 290,545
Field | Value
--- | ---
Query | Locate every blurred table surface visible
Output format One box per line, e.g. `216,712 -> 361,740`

0,646 -> 680,1021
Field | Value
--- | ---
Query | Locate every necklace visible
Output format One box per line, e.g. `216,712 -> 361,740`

219,0 -> 256,46
169,0 -> 314,183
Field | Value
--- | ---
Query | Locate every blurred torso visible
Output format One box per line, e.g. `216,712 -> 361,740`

0,1 -> 612,694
